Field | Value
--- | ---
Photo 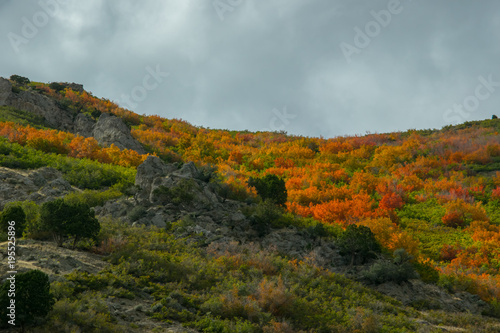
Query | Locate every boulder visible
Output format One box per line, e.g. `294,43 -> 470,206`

0,167 -> 75,208
0,77 -> 11,106
172,161 -> 200,179
74,113 -> 96,137
0,77 -> 75,131
135,156 -> 177,196
92,112 -> 146,154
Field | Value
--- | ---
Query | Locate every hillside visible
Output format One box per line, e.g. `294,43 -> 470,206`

1,75 -> 500,332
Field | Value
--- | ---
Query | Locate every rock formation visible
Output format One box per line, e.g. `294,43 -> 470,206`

0,167 -> 75,209
0,77 -> 74,131
92,112 -> 146,154
0,77 -> 146,154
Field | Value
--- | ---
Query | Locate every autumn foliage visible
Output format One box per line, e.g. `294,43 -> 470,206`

4,80 -> 500,305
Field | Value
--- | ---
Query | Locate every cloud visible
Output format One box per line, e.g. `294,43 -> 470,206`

1,0 -> 499,137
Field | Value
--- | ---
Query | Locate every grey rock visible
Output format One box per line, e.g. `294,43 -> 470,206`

0,77 -> 74,131
74,113 -> 96,137
135,156 -> 176,195
151,214 -> 167,228
172,161 -> 200,179
0,167 -> 75,209
0,77 -> 11,105
97,198 -> 134,219
28,167 -> 63,186
92,112 -> 146,154
231,211 -> 246,222
64,82 -> 84,93
0,77 -> 146,158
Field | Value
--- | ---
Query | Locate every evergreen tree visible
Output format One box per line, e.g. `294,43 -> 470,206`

0,270 -> 54,332
40,199 -> 100,247
0,205 -> 26,238
248,174 -> 287,206
337,225 -> 381,265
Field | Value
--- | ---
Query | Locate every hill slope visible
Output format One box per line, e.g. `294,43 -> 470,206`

1,75 -> 500,331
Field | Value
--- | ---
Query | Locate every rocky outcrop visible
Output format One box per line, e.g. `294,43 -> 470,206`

0,167 -> 76,209
0,77 -> 11,105
0,77 -> 75,131
63,82 -> 84,93
0,77 -> 146,154
95,157 -> 346,271
135,156 -> 177,197
92,112 -> 146,154
74,113 -> 95,137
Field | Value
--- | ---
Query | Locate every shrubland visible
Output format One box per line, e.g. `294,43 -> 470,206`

2,77 -> 500,331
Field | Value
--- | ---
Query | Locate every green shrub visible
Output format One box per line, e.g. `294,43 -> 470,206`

413,260 -> 440,284
128,205 -> 147,222
362,249 -> 418,285
42,292 -> 123,332
250,200 -> 286,237
197,164 -> 218,182
248,174 -> 287,206
0,138 -> 135,190
485,200 -> 500,225
10,74 -> 30,85
0,205 -> 26,237
3,201 -> 44,239
397,198 -> 446,225
190,315 -> 259,333
63,189 -> 123,207
40,199 -> 100,247
0,270 -> 54,330
0,106 -> 48,128
49,82 -> 65,92
337,225 -> 381,265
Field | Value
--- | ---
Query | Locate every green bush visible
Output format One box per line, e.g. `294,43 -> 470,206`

2,201 -> 43,239
397,198 -> 446,225
248,174 -> 287,206
413,260 -> 440,284
0,205 -> 26,238
0,106 -> 48,128
362,249 -> 418,285
128,205 -> 147,222
40,199 -> 100,247
10,74 -> 30,86
196,164 -> 218,182
337,225 -> 381,265
0,138 -> 135,190
0,270 -> 54,330
42,292 -> 123,332
49,82 -> 65,92
250,200 -> 287,237
63,189 -> 123,208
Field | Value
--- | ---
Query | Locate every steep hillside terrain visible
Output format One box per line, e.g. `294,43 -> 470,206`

1,75 -> 500,332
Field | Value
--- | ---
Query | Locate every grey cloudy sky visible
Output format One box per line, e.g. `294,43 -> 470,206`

1,0 -> 499,138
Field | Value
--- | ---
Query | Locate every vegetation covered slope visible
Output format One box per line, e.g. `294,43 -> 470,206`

2,75 -> 500,331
